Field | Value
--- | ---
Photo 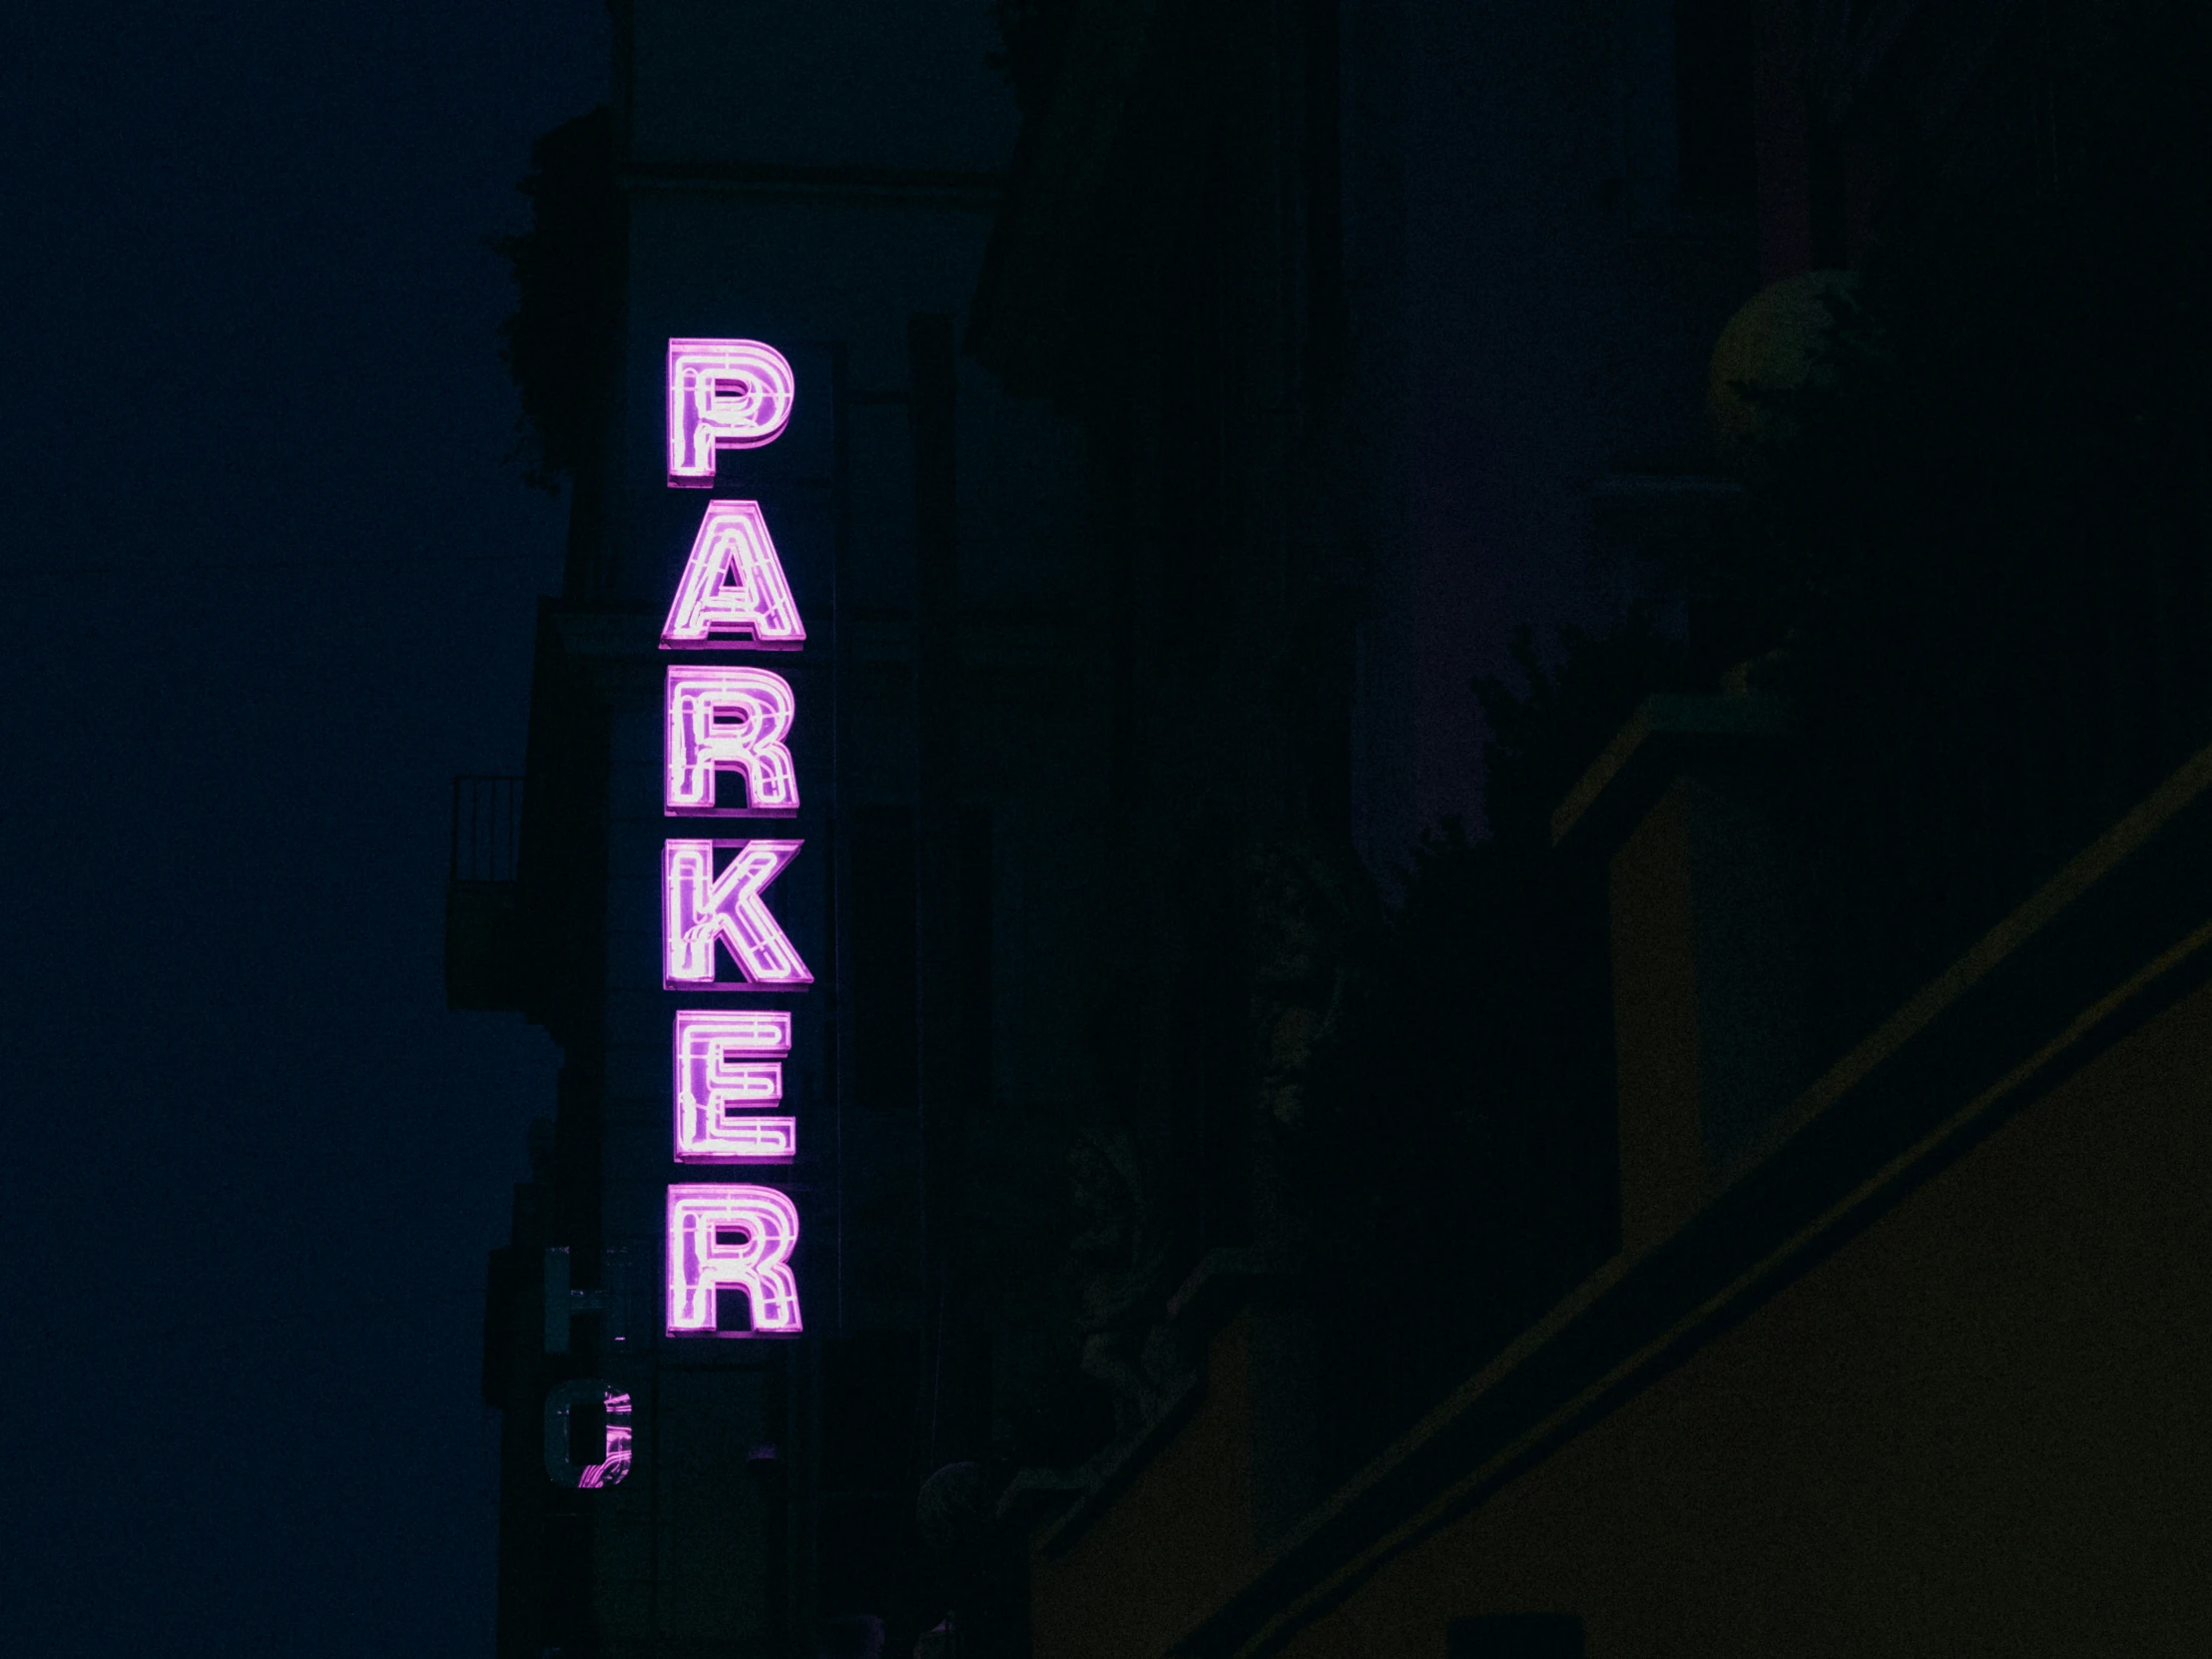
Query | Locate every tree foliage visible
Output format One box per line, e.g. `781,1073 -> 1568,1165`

491,106 -> 624,494
1298,608 -> 1714,1478
985,0 -> 1075,121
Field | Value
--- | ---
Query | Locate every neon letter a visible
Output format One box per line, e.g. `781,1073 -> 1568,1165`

662,501 -> 805,650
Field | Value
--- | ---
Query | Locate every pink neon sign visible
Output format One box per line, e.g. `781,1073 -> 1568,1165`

675,1009 -> 796,1163
667,338 -> 795,484
663,838 -> 814,989
543,1380 -> 634,1488
667,1184 -> 804,1335
662,336 -> 808,1348
666,666 -> 800,817
661,500 -> 808,650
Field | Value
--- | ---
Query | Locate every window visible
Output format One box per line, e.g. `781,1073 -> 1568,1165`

1446,1613 -> 1587,1659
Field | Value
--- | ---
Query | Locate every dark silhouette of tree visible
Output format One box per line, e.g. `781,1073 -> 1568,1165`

1298,608 -> 1711,1482
491,106 -> 624,494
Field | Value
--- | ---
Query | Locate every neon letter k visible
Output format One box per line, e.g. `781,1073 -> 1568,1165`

663,839 -> 813,989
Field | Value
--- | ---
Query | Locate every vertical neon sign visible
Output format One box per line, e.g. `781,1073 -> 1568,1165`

662,337 -> 806,1338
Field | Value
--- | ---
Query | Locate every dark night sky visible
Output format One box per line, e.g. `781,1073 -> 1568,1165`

0,4 -> 606,1652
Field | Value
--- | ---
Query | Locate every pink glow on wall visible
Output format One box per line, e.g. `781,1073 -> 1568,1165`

664,838 -> 814,989
675,1009 -> 796,1163
667,338 -> 795,484
661,500 -> 807,650
666,1184 -> 804,1336
666,667 -> 801,817
543,1380 -> 635,1488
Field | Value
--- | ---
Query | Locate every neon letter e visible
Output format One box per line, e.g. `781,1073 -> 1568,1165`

674,1009 -> 796,1163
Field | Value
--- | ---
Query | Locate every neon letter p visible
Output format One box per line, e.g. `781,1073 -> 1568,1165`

667,337 -> 795,484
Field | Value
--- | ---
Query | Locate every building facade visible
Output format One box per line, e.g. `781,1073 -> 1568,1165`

969,1 -> 2212,1655
458,5 -> 1112,1654
456,0 -> 2211,1655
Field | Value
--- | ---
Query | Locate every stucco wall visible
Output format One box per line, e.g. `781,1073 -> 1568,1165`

1032,1313 -> 1270,1659
1282,976 -> 2212,1658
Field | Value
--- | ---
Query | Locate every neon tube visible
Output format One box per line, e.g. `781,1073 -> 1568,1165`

667,337 -> 795,484
663,839 -> 814,989
661,500 -> 807,650
666,1184 -> 804,1336
674,1009 -> 796,1162
666,666 -> 801,817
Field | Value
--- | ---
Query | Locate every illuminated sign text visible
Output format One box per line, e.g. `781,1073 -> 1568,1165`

665,666 -> 801,817
675,1009 -> 796,1163
662,500 -> 808,649
663,838 -> 813,989
661,336 -> 810,1341
666,1184 -> 805,1336
667,338 -> 796,484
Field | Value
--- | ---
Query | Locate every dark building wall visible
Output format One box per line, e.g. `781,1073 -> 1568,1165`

981,2 -> 2212,1655
1022,701 -> 2212,1659
959,0 -> 1763,1511
1276,972 -> 2212,1659
1353,0 -> 1758,866
473,1 -> 2170,1653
